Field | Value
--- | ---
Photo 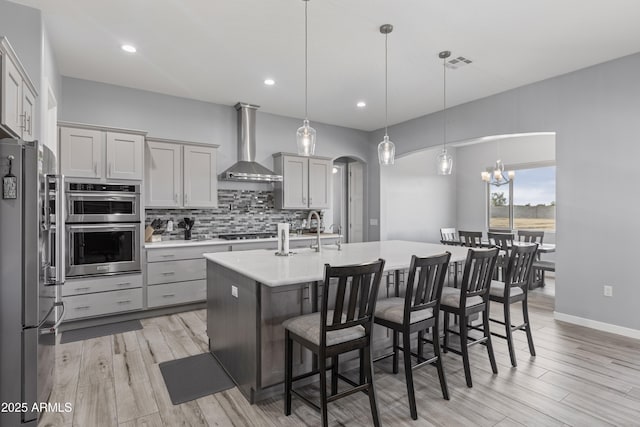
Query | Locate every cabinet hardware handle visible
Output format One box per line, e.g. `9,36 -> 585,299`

309,197 -> 313,204
94,162 -> 98,175
76,306 -> 91,310
75,287 -> 90,291
117,300 -> 131,304
115,282 -> 131,286
302,197 -> 306,203
174,193 -> 179,204
161,271 -> 175,275
108,163 -> 112,176
27,115 -> 31,134
185,193 -> 189,205
20,114 -> 26,129
161,254 -> 175,258
162,294 -> 175,298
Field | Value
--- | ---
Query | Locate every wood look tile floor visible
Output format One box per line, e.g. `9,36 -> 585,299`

39,287 -> 640,427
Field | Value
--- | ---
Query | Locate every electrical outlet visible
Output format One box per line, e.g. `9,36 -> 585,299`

231,285 -> 238,298
603,285 -> 613,297
369,218 -> 379,226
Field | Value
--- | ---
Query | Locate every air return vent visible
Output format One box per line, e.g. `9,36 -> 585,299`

446,55 -> 473,69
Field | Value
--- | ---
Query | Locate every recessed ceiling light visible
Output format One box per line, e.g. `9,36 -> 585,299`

121,44 -> 137,53
264,79 -> 275,86
356,101 -> 367,108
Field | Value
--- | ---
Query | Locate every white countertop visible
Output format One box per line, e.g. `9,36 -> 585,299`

144,233 -> 340,249
203,240 -> 471,287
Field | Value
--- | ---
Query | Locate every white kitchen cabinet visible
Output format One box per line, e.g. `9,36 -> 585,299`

1,37 -> 38,141
59,127 -> 103,178
273,153 -> 332,210
106,132 -> 144,180
145,138 -> 219,208
308,157 -> 332,209
146,140 -> 182,207
184,144 -> 218,208
59,123 -> 146,181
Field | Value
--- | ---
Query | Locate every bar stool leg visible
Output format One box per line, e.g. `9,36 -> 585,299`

284,330 -> 293,415
504,302 -> 517,367
417,331 -> 424,360
392,330 -> 399,373
443,312 -> 450,353
523,297 -> 536,356
402,330 -> 418,420
331,355 -> 338,395
319,354 -> 329,427
364,345 -> 381,427
483,309 -> 498,374
432,323 -> 449,400
459,315 -> 473,387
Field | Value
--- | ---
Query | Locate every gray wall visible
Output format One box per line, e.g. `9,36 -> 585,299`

59,77 -> 371,239
368,52 -> 640,331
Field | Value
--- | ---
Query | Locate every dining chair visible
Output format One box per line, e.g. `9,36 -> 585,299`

487,232 -> 515,280
441,247 -> 499,387
373,252 -> 451,420
283,259 -> 385,427
458,230 -> 483,247
488,243 -> 538,367
440,228 -> 458,245
516,230 -> 548,288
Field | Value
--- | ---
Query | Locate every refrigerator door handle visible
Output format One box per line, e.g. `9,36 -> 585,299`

40,302 -> 65,335
45,174 -> 66,286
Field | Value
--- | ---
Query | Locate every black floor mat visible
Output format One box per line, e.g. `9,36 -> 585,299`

159,353 -> 235,405
60,320 -> 142,344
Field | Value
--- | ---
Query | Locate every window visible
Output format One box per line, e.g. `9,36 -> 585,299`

487,164 -> 555,231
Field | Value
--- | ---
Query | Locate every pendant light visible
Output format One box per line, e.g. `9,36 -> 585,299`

296,0 -> 316,156
436,50 -> 453,175
378,24 -> 395,165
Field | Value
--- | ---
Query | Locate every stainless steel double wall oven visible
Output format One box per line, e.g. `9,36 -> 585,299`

62,182 -> 141,277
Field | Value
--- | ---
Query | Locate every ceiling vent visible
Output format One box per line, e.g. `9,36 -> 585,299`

445,55 -> 473,69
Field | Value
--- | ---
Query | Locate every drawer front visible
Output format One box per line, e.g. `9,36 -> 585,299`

230,241 -> 277,251
62,273 -> 142,296
63,289 -> 143,321
146,258 -> 205,285
147,244 -> 230,262
147,280 -> 206,308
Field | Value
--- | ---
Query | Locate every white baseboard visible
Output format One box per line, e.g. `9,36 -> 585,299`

553,312 -> 640,340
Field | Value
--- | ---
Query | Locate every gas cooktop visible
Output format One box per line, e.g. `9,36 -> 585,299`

218,232 -> 278,240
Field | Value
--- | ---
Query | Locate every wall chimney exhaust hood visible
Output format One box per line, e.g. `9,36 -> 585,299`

220,103 -> 283,182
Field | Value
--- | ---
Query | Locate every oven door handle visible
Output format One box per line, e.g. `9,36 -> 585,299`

67,223 -> 139,231
67,192 -> 139,199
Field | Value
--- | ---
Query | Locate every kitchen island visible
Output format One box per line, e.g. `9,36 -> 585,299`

204,240 -> 469,403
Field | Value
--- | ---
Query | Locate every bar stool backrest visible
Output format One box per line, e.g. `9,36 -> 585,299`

321,259 -> 385,347
460,248 -> 500,303
504,244 -> 538,291
405,252 -> 451,319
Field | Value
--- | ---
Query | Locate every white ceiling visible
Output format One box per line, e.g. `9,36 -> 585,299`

12,0 -> 640,131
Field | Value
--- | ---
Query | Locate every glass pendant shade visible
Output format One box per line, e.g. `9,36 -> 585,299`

378,135 -> 395,165
296,119 -> 316,156
437,148 -> 453,175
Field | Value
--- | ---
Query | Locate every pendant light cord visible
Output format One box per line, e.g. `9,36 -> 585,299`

304,0 -> 308,120
384,32 -> 389,137
443,56 -> 447,150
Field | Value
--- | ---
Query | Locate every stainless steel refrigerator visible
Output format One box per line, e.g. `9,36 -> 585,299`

0,138 -> 65,427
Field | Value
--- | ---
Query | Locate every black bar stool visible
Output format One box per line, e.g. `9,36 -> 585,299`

373,252 -> 451,420
283,259 -> 385,427
441,247 -> 499,388
488,243 -> 538,366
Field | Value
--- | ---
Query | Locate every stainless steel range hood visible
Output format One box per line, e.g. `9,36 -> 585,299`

220,103 -> 283,182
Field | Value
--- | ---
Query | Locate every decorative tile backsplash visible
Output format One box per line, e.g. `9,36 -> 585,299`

145,189 -> 321,240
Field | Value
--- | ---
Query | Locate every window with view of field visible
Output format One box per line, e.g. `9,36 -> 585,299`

488,165 -> 555,231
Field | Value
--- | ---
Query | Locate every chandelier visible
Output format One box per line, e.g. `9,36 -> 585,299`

481,160 -> 514,186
